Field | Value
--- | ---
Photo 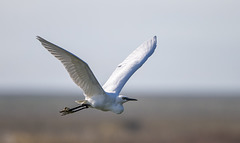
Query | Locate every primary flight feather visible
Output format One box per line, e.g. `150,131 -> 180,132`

37,36 -> 157,115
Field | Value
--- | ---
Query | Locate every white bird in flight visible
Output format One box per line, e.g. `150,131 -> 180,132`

37,36 -> 157,115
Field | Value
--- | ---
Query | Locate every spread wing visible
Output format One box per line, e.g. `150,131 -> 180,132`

37,36 -> 105,97
103,36 -> 157,94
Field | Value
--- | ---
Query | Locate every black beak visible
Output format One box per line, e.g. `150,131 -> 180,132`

125,97 -> 138,101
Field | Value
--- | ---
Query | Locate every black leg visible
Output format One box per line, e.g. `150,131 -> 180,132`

69,106 -> 88,113
60,104 -> 89,116
68,105 -> 84,111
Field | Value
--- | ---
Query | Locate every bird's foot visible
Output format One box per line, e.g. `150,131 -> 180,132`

60,107 -> 73,116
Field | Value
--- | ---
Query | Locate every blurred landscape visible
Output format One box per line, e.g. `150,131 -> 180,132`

1,92 -> 240,143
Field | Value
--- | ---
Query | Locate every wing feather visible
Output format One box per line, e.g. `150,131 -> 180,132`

103,36 -> 157,94
37,36 -> 105,97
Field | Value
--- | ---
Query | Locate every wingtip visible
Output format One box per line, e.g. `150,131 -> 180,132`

153,35 -> 157,41
152,36 -> 157,46
36,36 -> 47,42
36,36 -> 43,41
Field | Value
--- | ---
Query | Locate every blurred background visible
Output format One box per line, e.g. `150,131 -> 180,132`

0,0 -> 240,143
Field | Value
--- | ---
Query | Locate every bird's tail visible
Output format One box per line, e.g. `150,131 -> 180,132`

75,100 -> 87,105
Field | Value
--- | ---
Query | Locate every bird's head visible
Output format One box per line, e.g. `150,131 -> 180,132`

110,95 -> 138,114
118,95 -> 138,104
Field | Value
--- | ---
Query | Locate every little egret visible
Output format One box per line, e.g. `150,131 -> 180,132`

37,36 -> 157,115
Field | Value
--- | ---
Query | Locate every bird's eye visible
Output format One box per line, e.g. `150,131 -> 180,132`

122,97 -> 127,100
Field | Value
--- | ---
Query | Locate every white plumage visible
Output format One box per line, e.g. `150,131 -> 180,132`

37,36 -> 157,115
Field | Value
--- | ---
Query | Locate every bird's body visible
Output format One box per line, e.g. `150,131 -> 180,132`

37,36 -> 157,115
85,93 -> 122,113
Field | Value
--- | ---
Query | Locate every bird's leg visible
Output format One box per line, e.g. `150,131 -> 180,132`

60,104 -> 89,116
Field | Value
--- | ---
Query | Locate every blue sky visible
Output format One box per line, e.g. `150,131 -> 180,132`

0,0 -> 239,94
